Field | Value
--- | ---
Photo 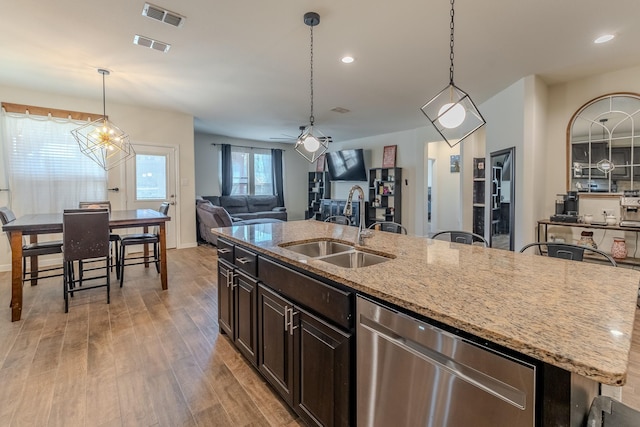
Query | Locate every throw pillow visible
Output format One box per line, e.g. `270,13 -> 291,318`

209,205 -> 233,227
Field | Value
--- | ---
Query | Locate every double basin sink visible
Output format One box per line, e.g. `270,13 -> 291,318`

280,239 -> 393,268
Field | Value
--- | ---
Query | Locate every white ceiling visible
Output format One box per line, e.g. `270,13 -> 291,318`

2,0 -> 640,144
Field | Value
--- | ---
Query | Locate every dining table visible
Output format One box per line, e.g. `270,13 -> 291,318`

2,209 -> 171,321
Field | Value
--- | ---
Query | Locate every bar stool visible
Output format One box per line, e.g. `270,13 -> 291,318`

118,202 -> 170,287
0,206 -> 64,285
79,201 -> 121,276
62,209 -> 111,312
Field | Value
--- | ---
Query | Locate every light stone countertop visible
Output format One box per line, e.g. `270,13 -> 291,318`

212,220 -> 640,386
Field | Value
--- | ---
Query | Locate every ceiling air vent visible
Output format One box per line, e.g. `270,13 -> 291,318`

133,35 -> 171,53
142,3 -> 185,28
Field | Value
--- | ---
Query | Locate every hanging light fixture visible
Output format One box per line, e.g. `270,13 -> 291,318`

71,69 -> 135,170
295,12 -> 329,163
420,0 -> 486,147
596,118 -> 615,174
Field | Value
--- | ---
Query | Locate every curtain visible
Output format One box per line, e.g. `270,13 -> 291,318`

272,149 -> 284,207
1,111 -> 107,216
220,144 -> 233,196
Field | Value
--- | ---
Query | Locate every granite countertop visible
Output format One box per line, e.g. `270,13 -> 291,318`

212,220 -> 640,386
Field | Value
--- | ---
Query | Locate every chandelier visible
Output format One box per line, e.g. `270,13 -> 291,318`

71,69 -> 135,170
294,12 -> 330,163
420,0 -> 486,147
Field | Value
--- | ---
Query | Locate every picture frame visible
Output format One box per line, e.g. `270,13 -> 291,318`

450,155 -> 460,173
316,154 -> 326,172
382,145 -> 397,168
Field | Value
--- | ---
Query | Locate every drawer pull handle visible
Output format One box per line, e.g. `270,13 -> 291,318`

284,306 -> 290,332
218,248 -> 231,254
288,307 -> 299,335
236,257 -> 251,265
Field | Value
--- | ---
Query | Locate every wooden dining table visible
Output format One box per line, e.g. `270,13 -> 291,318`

2,209 -> 171,321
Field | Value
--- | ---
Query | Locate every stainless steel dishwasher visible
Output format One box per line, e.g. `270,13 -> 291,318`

357,296 -> 536,427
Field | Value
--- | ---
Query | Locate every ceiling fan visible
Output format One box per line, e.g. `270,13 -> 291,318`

270,125 -> 333,144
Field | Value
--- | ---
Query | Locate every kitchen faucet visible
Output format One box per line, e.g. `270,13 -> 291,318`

344,185 -> 372,245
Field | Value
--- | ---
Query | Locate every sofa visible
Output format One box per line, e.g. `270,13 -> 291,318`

202,195 -> 287,221
196,196 -> 285,245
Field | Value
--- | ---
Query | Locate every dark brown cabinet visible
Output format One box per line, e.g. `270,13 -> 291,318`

217,239 -> 353,426
258,284 -> 295,404
295,309 -> 351,427
258,284 -> 351,427
217,238 -> 259,367
234,270 -> 258,366
217,258 -> 234,337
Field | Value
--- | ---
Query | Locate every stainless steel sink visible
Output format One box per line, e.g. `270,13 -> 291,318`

281,240 -> 354,257
319,250 -> 391,268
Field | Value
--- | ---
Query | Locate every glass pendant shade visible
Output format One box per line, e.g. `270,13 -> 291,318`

71,117 -> 135,170
421,83 -> 485,147
71,68 -> 135,170
295,125 -> 328,163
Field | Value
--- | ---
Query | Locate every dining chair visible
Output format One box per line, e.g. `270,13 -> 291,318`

79,201 -> 121,276
0,206 -> 64,285
62,208 -> 111,312
367,221 -> 407,234
324,215 -> 351,225
519,242 -> 617,267
118,202 -> 170,287
431,230 -> 489,247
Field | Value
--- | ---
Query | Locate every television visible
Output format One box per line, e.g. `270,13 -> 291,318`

325,149 -> 368,181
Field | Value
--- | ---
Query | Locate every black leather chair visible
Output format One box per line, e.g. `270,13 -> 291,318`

431,230 -> 489,247
367,221 -> 407,234
324,215 -> 351,225
62,209 -> 111,312
79,201 -> 120,276
519,242 -> 617,267
118,202 -> 170,287
0,206 -> 63,285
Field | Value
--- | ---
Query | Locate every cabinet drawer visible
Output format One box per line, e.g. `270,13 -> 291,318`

217,238 -> 234,263
259,257 -> 353,330
235,246 -> 258,277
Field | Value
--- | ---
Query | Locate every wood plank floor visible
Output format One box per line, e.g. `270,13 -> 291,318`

1,245 -> 640,425
0,245 -> 303,427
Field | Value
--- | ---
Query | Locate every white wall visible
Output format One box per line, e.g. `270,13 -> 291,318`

326,127 -> 437,236
193,133 -> 309,220
0,84 -> 197,271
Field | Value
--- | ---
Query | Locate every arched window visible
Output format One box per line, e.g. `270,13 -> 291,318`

568,93 -> 640,193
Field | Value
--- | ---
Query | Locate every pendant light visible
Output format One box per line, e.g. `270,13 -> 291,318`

420,0 -> 485,147
295,12 -> 329,163
71,68 -> 135,170
596,118 -> 615,174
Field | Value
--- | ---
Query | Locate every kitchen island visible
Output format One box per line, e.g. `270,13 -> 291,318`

212,220 -> 640,426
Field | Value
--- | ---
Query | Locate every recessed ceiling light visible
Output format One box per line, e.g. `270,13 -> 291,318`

341,56 -> 355,64
594,34 -> 615,44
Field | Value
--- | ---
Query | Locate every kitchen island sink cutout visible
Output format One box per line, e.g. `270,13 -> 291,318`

280,238 -> 394,268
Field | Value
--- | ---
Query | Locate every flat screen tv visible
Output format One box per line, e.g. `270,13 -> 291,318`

326,149 -> 368,181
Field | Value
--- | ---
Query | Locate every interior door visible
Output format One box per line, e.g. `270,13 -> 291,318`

125,144 -> 177,248
489,147 -> 515,251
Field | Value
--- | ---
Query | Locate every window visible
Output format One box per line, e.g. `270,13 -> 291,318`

1,112 -> 107,215
135,154 -> 167,200
230,147 -> 273,195
568,93 -> 640,193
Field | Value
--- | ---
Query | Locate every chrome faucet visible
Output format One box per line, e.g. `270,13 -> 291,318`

344,185 -> 372,245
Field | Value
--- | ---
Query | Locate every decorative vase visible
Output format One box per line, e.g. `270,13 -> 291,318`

611,238 -> 627,260
577,231 -> 597,249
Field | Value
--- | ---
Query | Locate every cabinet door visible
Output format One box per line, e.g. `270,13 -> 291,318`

217,260 -> 234,337
258,284 -> 295,405
294,308 -> 352,427
234,270 -> 258,366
